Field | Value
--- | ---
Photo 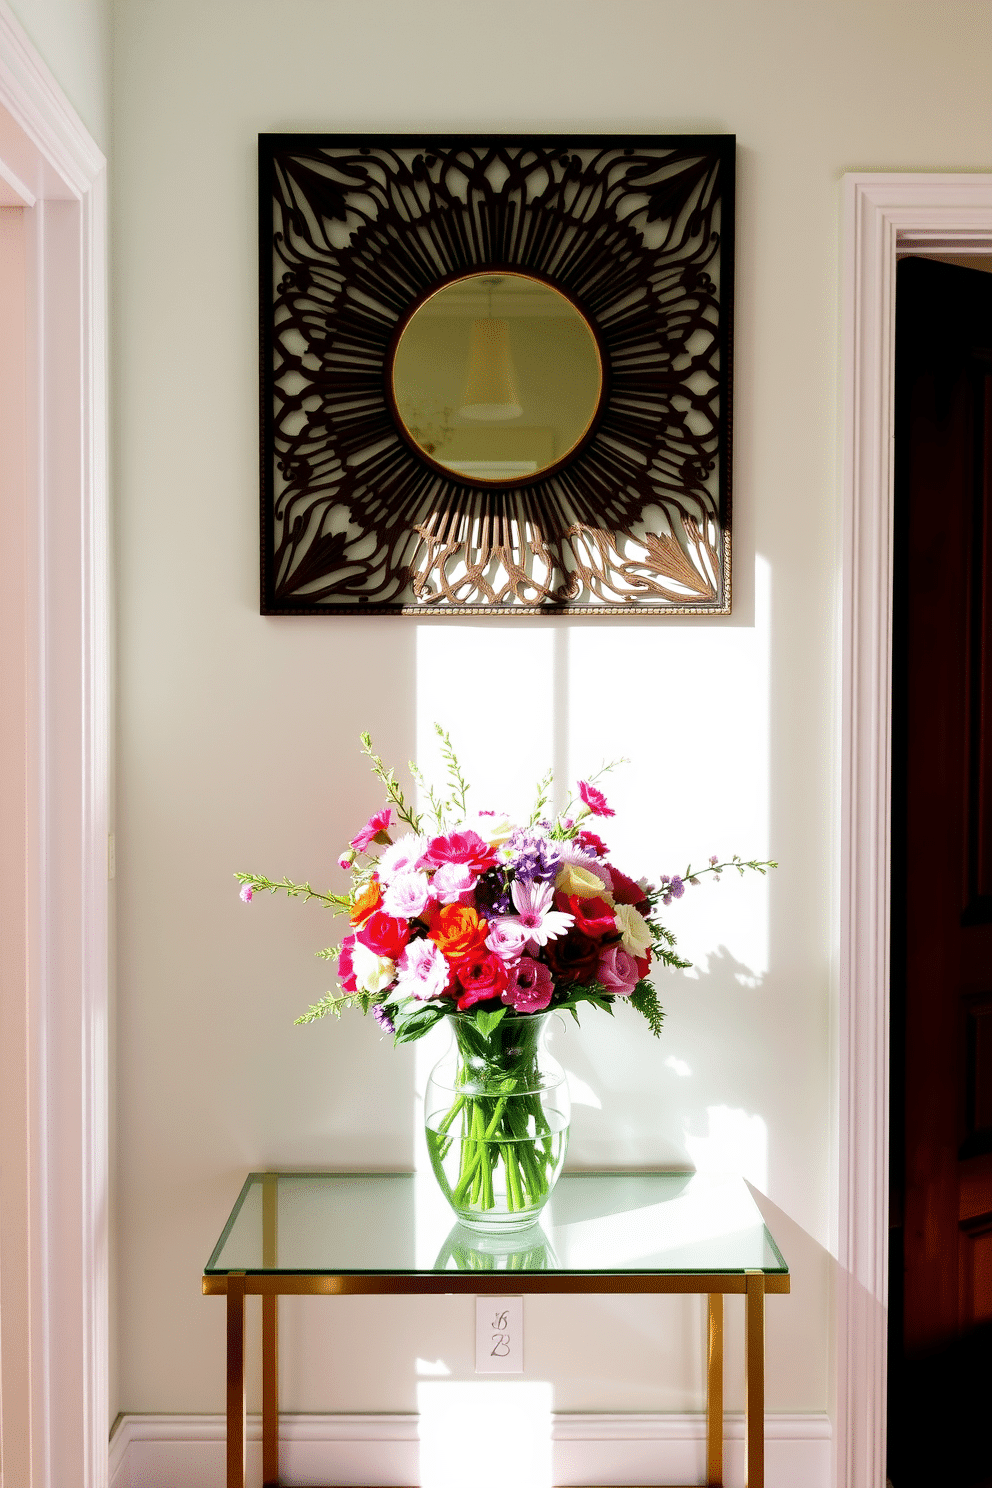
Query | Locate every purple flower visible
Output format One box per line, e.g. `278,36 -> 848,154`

372,1003 -> 396,1035
474,868 -> 512,915
501,828 -> 562,884
239,884 -> 253,903
670,875 -> 685,899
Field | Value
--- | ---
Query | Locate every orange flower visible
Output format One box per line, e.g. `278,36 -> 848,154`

350,878 -> 382,927
428,904 -> 488,961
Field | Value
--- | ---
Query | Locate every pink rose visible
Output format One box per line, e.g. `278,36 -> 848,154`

350,807 -> 393,854
501,956 -> 554,1013
486,918 -> 529,963
597,943 -> 639,996
578,781 -> 615,818
431,861 -> 477,904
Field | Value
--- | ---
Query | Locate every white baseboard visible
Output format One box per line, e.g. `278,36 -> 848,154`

109,1410 -> 831,1488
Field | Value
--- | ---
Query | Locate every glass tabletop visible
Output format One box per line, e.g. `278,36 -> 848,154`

205,1172 -> 788,1277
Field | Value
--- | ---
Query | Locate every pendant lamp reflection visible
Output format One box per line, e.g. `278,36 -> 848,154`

460,278 -> 523,421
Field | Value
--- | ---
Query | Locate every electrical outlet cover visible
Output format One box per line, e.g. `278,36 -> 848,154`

475,1295 -> 523,1373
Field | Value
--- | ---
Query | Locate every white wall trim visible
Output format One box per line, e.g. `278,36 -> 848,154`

839,172 -> 992,1488
109,1411 -> 831,1488
0,3 -> 108,1486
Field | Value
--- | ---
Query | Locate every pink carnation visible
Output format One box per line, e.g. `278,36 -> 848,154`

578,781 -> 615,818
350,807 -> 393,854
239,884 -> 253,903
420,830 -> 496,875
395,938 -> 452,1001
381,870 -> 433,920
431,861 -> 477,904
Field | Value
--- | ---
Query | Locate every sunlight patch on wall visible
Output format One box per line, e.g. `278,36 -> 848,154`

683,1104 -> 768,1192
418,1381 -> 554,1488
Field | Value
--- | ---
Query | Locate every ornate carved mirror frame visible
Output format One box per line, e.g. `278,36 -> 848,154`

259,134 -> 735,615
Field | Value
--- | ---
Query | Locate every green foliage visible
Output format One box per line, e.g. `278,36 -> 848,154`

294,990 -> 375,1025
390,997 -> 445,1045
236,872 -> 350,913
408,759 -> 446,831
435,724 -> 471,820
528,767 -> 554,827
359,732 -> 422,833
474,1006 -> 508,1039
629,981 -> 666,1038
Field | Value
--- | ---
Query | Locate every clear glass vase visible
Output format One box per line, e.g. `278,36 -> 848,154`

424,1012 -> 570,1232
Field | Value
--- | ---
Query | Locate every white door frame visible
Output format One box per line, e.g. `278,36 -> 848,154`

839,173 -> 992,1488
0,5 -> 108,1486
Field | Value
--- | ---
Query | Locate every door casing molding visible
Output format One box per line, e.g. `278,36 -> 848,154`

0,3 -> 108,1485
839,172 -> 992,1488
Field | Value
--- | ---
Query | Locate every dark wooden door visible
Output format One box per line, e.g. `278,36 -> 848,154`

889,256 -> 992,1487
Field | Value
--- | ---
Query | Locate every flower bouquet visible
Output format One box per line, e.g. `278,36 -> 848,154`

238,730 -> 775,1231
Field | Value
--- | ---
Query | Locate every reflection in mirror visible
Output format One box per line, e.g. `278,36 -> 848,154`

391,272 -> 603,483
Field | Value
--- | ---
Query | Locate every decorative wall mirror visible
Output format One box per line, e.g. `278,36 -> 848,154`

259,134 -> 735,615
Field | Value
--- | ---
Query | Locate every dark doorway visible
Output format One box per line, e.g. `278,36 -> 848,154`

889,256 -> 992,1487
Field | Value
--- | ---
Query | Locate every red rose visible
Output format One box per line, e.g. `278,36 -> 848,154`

545,929 -> 601,984
635,949 -> 652,980
566,894 -> 618,940
609,867 -> 651,913
454,951 -> 509,1009
356,910 -> 411,960
421,830 -> 497,875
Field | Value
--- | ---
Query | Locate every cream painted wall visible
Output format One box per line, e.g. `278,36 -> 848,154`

113,0 -> 992,1424
6,0 -> 109,148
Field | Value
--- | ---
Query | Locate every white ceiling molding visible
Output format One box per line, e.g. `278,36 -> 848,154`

839,172 -> 992,1488
0,3 -> 108,1486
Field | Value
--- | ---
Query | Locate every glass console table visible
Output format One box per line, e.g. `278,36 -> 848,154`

203,1170 -> 789,1488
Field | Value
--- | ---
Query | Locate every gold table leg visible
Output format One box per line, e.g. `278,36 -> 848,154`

744,1272 -> 764,1488
262,1174 -> 279,1487
226,1275 -> 246,1488
706,1293 -> 724,1486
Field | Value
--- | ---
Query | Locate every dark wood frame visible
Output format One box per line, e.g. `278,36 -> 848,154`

259,133 -> 735,616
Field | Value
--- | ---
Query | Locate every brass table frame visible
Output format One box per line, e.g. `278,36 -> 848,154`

203,1176 -> 789,1488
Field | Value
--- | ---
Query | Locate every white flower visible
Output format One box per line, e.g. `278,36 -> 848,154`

381,870 -> 433,919
377,833 -> 428,885
509,879 -> 573,953
350,942 -> 396,996
395,938 -> 451,1001
614,903 -> 653,959
458,809 -> 513,848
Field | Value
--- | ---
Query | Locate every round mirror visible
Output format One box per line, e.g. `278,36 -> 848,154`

390,271 -> 603,484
